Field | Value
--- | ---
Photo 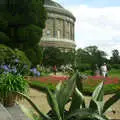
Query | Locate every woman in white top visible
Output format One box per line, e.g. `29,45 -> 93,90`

100,63 -> 107,77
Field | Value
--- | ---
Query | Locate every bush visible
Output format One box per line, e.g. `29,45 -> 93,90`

0,73 -> 29,106
0,44 -> 15,63
0,32 -> 10,44
111,64 -> 120,69
14,49 -> 31,75
0,44 -> 31,75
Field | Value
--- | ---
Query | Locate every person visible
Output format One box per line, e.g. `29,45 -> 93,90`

94,64 -> 100,76
53,65 -> 57,75
100,63 -> 108,77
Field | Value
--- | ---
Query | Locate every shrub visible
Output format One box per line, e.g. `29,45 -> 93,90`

14,49 -> 31,75
0,44 -> 15,63
111,64 -> 120,69
0,44 -> 31,75
30,68 -> 40,77
0,32 -> 10,44
0,73 -> 29,106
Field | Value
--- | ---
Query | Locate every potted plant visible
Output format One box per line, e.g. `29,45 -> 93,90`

0,73 -> 29,106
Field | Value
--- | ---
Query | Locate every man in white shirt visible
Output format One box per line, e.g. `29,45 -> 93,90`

100,63 -> 108,77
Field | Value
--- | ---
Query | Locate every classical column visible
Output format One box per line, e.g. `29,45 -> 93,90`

53,18 -> 56,37
73,23 -> 75,41
63,20 -> 65,38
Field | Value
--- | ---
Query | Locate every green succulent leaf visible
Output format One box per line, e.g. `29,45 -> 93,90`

66,108 -> 107,120
89,99 -> 104,115
47,89 -> 62,120
76,71 -> 83,91
15,92 -> 51,120
69,87 -> 85,112
55,73 -> 77,118
92,81 -> 104,101
103,91 -> 120,113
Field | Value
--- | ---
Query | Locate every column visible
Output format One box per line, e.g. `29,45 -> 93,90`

53,18 -> 56,37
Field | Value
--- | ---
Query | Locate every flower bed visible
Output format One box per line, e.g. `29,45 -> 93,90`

25,75 -> 69,84
83,76 -> 120,95
26,75 -> 120,95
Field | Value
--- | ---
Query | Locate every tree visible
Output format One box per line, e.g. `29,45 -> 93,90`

76,46 -> 108,72
0,0 -> 47,65
43,47 -> 62,67
84,46 -> 107,66
110,49 -> 120,64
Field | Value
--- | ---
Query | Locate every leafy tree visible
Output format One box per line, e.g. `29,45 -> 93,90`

0,0 -> 47,65
76,46 -> 108,72
110,49 -> 120,64
84,46 -> 107,66
43,47 -> 62,67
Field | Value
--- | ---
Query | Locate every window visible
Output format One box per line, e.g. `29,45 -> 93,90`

57,30 -> 61,38
46,30 -> 50,36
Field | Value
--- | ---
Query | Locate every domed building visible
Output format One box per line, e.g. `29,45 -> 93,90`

39,0 -> 76,50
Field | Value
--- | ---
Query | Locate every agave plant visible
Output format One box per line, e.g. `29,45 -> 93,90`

16,71 -> 120,120
16,73 -> 77,120
68,76 -> 120,120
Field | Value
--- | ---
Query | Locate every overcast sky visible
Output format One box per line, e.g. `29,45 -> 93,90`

53,0 -> 120,57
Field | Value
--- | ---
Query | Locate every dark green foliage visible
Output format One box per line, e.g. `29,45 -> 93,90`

110,49 -> 120,64
76,46 -> 108,67
77,64 -> 91,72
0,73 -> 29,106
14,49 -> 31,74
0,44 -> 15,63
43,47 -> 63,66
24,45 -> 43,66
0,16 -> 8,30
0,44 -> 31,75
0,0 -> 47,65
0,32 -> 10,44
16,25 -> 42,47
42,47 -> 75,67
111,64 -> 120,69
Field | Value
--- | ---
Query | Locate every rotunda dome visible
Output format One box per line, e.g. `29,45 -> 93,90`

39,0 -> 76,50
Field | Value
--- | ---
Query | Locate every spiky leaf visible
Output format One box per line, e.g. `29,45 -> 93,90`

92,81 -> 104,101
66,109 -> 107,120
69,87 -> 85,112
103,91 -> 120,113
89,100 -> 104,115
55,73 -> 77,118
47,89 -> 62,120
16,92 -> 51,120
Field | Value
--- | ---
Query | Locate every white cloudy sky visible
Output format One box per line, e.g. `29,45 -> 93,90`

53,0 -> 120,57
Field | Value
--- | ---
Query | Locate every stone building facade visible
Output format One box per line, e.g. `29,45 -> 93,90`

39,0 -> 76,50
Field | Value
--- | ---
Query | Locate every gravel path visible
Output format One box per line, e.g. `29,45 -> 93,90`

19,88 -> 120,119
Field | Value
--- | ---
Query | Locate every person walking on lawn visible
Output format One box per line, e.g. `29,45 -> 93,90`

100,63 -> 108,77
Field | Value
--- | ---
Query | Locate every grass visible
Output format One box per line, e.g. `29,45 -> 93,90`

29,80 -> 56,93
109,69 -> 120,78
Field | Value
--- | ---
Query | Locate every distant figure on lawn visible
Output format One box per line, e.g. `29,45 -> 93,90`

100,63 -> 108,77
53,65 -> 57,75
94,64 -> 100,76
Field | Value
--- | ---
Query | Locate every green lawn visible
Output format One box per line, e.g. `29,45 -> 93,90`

109,69 -> 120,78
